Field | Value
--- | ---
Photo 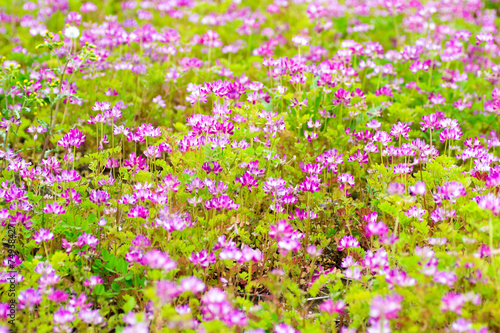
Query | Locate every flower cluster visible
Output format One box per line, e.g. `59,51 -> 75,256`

1,0 -> 499,332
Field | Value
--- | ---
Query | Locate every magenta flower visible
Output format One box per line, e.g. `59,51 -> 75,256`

430,207 -> 455,223
375,86 -> 393,97
78,309 -> 104,325
387,182 -> 405,195
409,181 -> 426,195
155,207 -> 192,232
123,152 -> 149,175
292,35 -> 309,46
405,206 -> 426,221
76,232 -> 99,249
200,288 -> 248,327
58,129 -> 86,150
128,206 -> 149,219
61,189 -> 82,205
269,220 -> 294,241
476,32 -> 494,44
433,271 -> 457,287
373,130 -> 392,146
238,245 -> 263,263
84,276 -> 103,290
202,161 -> 223,175
316,148 -> 344,172
205,195 -> 240,211
348,149 -> 369,166
131,235 -> 151,248
365,220 -> 388,237
385,269 -> 417,289
441,292 -> 465,315
333,88 -> 351,105
235,172 -> 259,192
3,255 -> 22,267
33,228 -> 54,244
420,113 -> 442,132
263,177 -> 287,196
18,288 -> 42,312
48,290 -> 69,302
56,170 -> 81,183
142,250 -> 177,272
180,276 -> 205,294
369,293 -> 403,320
189,250 -> 216,268
337,235 -> 360,251
89,190 -> 110,206
306,245 -> 323,257
289,208 -> 317,221
339,173 -> 355,195
475,193 -> 500,216
364,249 -> 389,274
319,299 -> 346,315
439,127 -> 462,143
299,174 -> 321,192
43,202 -> 66,215
27,125 -> 47,141
53,307 -> 75,325
155,280 -> 181,305
435,181 -> 467,204
390,122 -> 410,140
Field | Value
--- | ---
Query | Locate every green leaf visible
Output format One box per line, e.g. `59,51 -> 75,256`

93,284 -> 105,295
117,259 -> 128,275
111,282 -> 121,292
122,295 -> 136,313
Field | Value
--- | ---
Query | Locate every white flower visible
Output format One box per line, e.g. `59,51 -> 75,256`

64,26 -> 80,39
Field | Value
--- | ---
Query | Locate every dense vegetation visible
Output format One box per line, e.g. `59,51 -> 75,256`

0,0 -> 500,332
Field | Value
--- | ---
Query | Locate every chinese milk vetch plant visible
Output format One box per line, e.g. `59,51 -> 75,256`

0,0 -> 499,332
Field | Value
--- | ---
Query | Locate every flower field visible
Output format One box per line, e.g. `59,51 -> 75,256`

1,0 -> 500,332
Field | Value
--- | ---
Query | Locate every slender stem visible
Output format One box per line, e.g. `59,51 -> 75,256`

391,214 -> 400,266
392,13 -> 399,47
489,218 -> 499,285
39,59 -> 71,162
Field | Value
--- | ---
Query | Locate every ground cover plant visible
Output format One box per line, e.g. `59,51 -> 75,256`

0,0 -> 500,332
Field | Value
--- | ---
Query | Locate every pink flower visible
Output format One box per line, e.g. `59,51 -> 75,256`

476,33 -> 494,44
337,235 -> 359,251
89,190 -> 110,206
369,293 -> 403,320
128,206 -> 149,219
53,307 -> 75,325
387,182 -> 405,195
18,288 -> 42,312
292,35 -> 309,46
84,276 -> 103,290
390,122 -> 410,140
58,129 -> 86,150
189,250 -> 216,268
348,149 -> 369,166
123,153 -> 149,174
180,276 -> 205,294
33,228 -> 54,244
409,181 -> 426,195
433,271 -> 457,287
43,202 -> 66,215
142,250 -> 177,272
274,323 -> 297,333
441,292 -> 464,315
405,205 -> 426,221
299,174 -> 321,192
235,172 -> 259,192
319,299 -> 346,315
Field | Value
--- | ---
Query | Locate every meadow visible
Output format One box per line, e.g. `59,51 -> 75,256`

0,0 -> 499,332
